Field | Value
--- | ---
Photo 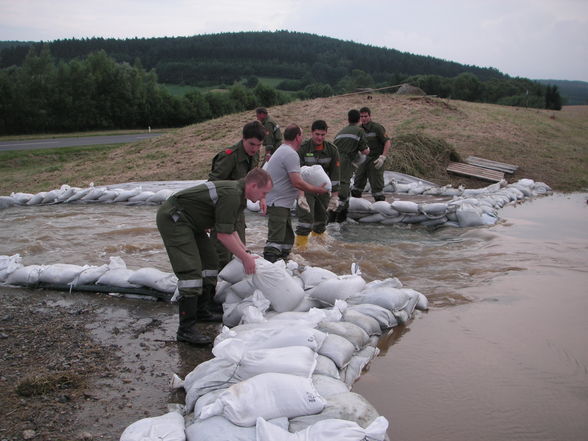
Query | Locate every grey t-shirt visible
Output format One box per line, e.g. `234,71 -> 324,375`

265,143 -> 300,208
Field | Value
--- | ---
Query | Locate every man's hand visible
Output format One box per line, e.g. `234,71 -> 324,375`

297,194 -> 310,212
259,198 -> 267,215
242,253 -> 258,274
327,194 -> 339,211
373,155 -> 386,169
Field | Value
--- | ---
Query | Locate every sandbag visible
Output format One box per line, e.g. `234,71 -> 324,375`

349,197 -> 372,212
26,192 -> 47,205
309,275 -> 366,306
0,254 -> 23,281
340,346 -> 380,387
313,355 -> 341,380
222,290 -> 270,327
300,165 -> 332,191
186,416 -> 288,441
218,257 -> 247,284
317,334 -> 355,369
252,259 -> 305,312
299,266 -> 337,290
346,304 -> 398,329
65,187 -> 92,203
128,191 -> 155,202
120,411 -> 185,441
342,309 -> 382,336
5,264 -> 44,285
312,374 -> 349,399
371,201 -> 399,217
128,267 -> 178,293
38,263 -> 86,285
74,264 -> 109,285
390,200 -> 419,214
113,187 -> 142,202
10,192 -> 34,204
199,373 -> 326,427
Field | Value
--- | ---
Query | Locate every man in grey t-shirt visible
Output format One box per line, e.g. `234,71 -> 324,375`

263,124 -> 329,262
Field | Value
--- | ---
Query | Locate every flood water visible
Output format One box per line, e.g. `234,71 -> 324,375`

1,192 -> 587,441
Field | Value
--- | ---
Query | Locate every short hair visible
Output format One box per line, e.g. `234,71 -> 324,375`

242,121 -> 265,141
255,107 -> 268,115
283,124 -> 301,141
311,120 -> 328,132
359,106 -> 371,115
348,109 -> 360,124
245,167 -> 272,187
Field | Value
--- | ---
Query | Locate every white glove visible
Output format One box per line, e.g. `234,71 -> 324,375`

373,155 -> 386,169
327,194 -> 339,211
297,194 -> 310,212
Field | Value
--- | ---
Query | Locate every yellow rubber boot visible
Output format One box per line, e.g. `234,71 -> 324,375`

294,234 -> 309,250
310,232 -> 326,242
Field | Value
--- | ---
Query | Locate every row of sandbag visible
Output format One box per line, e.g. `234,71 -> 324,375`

121,261 -> 429,441
0,254 -> 177,295
348,178 -> 552,228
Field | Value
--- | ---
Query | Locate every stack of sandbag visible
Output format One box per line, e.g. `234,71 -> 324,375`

0,254 -> 178,295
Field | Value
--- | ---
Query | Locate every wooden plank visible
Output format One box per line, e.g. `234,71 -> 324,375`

447,162 -> 504,182
466,156 -> 518,174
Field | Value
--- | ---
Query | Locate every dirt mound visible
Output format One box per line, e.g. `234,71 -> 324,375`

387,133 -> 461,183
396,83 -> 426,96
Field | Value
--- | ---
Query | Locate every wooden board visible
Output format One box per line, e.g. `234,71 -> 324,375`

447,162 -> 505,182
466,156 -> 518,174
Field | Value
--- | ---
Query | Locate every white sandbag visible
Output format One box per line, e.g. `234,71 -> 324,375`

419,202 -> 449,216
252,259 -> 305,312
10,192 -> 34,204
390,200 -> 419,214
120,411 -> 185,441
55,186 -> 80,202
147,189 -> 174,203
300,165 -> 332,191
199,373 -> 326,427
309,275 -> 366,306
364,277 -> 403,290
0,254 -> 23,281
380,215 -> 404,225
186,416 -> 288,441
213,345 -> 317,381
113,187 -> 142,202
222,290 -> 270,327
65,187 -> 92,203
218,257 -> 247,284
299,266 -> 337,290
193,389 -> 226,419
416,292 -> 429,310
314,355 -> 341,379
342,309 -> 382,336
38,263 -> 86,285
96,256 -> 140,288
128,190 -> 155,202
371,201 -> 399,217
312,375 -> 349,399
5,265 -> 44,285
340,346 -> 380,388
349,197 -> 372,212
26,192 -> 47,205
214,324 -> 327,353
346,304 -> 398,329
317,321 -> 370,351
184,358 -> 240,412
350,287 -> 420,323
81,187 -> 106,201
317,334 -> 355,369
214,279 -> 232,303
358,213 -> 385,223
128,267 -> 178,293
288,391 -> 381,433
97,189 -> 119,202
246,199 -> 261,212
230,277 -> 256,299
40,189 -> 61,204
0,196 -> 17,209
257,415 -> 389,441
292,295 -> 323,312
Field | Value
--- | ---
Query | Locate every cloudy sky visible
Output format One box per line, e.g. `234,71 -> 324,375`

1,0 -> 586,82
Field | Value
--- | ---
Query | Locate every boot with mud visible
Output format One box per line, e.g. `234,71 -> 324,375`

176,296 -> 212,346
196,286 -> 223,322
294,234 -> 309,250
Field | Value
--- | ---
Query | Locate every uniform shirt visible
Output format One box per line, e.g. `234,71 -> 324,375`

298,139 -> 341,193
208,140 -> 259,181
334,125 -> 369,162
168,180 -> 246,234
360,121 -> 390,158
265,143 -> 300,208
261,117 -> 283,151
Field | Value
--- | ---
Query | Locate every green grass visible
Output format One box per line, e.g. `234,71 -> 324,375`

0,128 -> 169,142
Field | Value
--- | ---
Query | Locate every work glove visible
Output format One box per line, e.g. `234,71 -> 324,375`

327,194 -> 339,211
373,155 -> 386,169
297,194 -> 310,212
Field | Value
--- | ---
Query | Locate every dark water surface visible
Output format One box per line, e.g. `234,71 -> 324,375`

1,192 -> 587,440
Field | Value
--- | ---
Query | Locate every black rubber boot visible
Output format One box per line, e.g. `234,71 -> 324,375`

327,210 -> 337,224
176,297 -> 212,346
336,208 -> 348,223
374,195 -> 386,202
196,287 -> 223,322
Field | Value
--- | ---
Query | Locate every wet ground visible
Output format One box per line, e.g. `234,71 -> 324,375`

0,192 -> 587,440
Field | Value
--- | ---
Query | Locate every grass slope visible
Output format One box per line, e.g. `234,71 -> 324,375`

1,95 -> 587,195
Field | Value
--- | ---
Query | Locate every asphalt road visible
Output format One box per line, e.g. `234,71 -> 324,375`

0,132 -> 164,151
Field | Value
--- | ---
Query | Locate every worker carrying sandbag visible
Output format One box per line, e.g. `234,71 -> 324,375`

156,169 -> 273,346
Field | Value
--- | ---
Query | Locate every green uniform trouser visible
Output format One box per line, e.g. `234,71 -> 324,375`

296,192 -> 329,236
156,200 -> 218,298
211,212 -> 246,270
351,158 -> 386,201
263,205 -> 294,262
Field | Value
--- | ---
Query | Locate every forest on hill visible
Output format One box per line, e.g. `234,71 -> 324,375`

0,31 -> 567,135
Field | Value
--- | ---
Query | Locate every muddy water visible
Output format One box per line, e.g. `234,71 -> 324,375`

1,193 -> 587,440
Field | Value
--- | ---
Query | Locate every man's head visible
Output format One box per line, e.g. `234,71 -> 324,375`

244,168 -> 273,202
242,121 -> 264,156
310,120 -> 328,145
348,109 -> 360,124
359,107 -> 371,125
283,124 -> 303,149
255,107 -> 268,122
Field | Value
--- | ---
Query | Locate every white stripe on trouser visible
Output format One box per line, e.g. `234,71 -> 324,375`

266,242 -> 292,251
177,279 -> 203,288
204,181 -> 218,204
201,270 -> 218,277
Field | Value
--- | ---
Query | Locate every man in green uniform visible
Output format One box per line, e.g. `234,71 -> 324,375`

351,106 -> 391,202
256,107 -> 283,162
156,169 -> 272,345
332,109 -> 370,223
209,121 -> 265,269
294,120 -> 340,249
